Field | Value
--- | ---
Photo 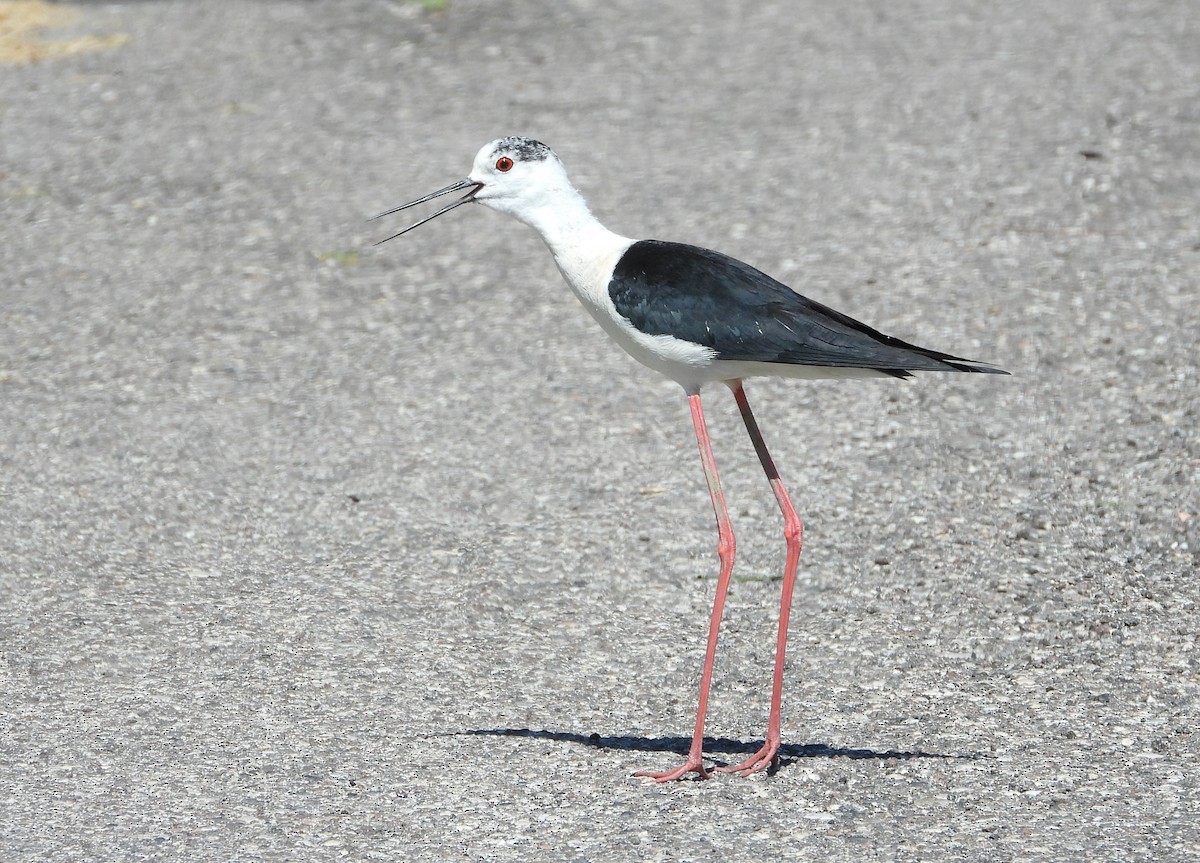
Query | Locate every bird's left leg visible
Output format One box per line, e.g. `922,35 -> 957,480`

715,381 -> 804,777
634,388 -> 735,782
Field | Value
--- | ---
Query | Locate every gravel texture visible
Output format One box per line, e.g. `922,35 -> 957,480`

1,1 -> 1197,860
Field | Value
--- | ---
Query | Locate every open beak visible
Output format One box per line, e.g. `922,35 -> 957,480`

370,179 -> 483,245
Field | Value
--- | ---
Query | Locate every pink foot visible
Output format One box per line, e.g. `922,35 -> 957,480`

633,757 -> 712,782
714,740 -> 780,777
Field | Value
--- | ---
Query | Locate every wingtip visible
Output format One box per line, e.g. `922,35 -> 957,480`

962,362 -> 1011,375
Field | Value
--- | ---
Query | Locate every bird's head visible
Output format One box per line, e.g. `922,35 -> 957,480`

468,137 -> 572,218
372,136 -> 574,244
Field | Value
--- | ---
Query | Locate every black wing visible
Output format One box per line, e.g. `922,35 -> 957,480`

608,240 -> 1006,376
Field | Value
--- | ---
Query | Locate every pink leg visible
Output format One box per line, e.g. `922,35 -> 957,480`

714,381 -> 803,777
634,390 -> 736,782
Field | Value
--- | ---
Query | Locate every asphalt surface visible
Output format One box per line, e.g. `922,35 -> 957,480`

2,1 -> 1197,860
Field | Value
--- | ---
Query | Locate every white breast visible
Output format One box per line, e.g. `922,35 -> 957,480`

549,234 -> 720,391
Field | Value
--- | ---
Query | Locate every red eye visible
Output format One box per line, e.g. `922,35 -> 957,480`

495,156 -> 514,172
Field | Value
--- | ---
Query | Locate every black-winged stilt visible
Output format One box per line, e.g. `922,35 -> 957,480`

374,137 -> 1008,782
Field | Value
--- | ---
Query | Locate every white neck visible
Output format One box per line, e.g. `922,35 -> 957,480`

482,185 -> 633,327
510,186 -> 631,265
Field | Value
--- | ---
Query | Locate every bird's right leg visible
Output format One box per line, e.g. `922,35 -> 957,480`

634,389 -> 736,782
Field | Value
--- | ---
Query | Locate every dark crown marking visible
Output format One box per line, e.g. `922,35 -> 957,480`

495,136 -> 553,162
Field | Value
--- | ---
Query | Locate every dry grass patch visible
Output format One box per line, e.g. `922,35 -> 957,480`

0,0 -> 128,64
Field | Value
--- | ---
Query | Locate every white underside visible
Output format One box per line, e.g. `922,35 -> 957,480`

621,346 -> 894,392
697,360 -> 893,384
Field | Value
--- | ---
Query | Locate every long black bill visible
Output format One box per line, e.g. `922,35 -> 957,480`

370,179 -> 482,245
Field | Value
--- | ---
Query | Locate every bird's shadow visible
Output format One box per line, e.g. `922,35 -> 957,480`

456,728 -> 980,774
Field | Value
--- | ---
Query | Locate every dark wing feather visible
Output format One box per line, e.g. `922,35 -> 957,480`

608,240 -> 1007,375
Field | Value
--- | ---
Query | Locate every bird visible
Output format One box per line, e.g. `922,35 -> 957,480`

372,136 -> 1008,782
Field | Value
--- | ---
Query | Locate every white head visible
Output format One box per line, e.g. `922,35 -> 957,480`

372,136 -> 589,245
467,137 -> 579,223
